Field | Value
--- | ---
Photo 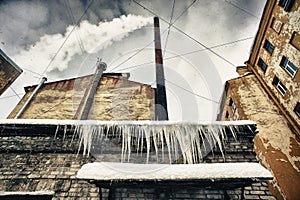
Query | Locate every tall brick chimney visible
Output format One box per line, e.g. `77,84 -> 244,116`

154,16 -> 169,120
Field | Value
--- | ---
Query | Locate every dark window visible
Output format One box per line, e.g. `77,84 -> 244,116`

229,98 -> 236,113
257,58 -> 268,72
272,76 -> 287,96
280,56 -> 298,77
225,111 -> 230,121
264,40 -> 275,54
294,102 -> 300,118
279,0 -> 295,11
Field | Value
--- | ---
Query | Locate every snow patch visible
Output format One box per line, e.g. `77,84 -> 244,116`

77,162 -> 273,181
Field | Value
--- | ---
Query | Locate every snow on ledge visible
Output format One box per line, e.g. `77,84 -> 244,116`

0,119 -> 256,126
77,162 -> 273,181
0,191 -> 54,196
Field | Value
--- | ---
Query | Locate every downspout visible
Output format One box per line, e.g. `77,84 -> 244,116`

80,61 -> 107,120
14,77 -> 47,119
154,16 -> 169,121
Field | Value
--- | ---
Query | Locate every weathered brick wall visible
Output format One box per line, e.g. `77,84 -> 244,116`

0,124 -> 276,200
8,74 -> 155,120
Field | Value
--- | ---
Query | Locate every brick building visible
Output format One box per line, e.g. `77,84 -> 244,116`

0,49 -> 23,95
217,0 -> 300,199
0,65 -> 276,199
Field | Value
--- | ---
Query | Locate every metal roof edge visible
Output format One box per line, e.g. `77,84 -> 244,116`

0,49 -> 23,73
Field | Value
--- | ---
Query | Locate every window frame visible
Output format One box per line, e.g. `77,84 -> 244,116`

294,102 -> 300,118
279,0 -> 295,12
280,56 -> 298,78
263,40 -> 275,55
272,76 -> 287,96
229,98 -> 236,113
257,58 -> 268,73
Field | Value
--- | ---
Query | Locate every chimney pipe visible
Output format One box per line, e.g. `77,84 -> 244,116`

154,16 -> 169,120
15,77 -> 47,119
80,61 -> 107,120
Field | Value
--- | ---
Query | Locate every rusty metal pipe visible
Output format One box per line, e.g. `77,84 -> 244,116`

14,77 -> 47,119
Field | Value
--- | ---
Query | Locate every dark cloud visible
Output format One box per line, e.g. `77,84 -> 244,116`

0,0 -> 132,54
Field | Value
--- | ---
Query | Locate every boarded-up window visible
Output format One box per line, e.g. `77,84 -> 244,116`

271,17 -> 283,34
290,32 -> 300,51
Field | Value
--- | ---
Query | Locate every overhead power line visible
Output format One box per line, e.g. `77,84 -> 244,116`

9,86 -> 22,100
40,0 -> 94,78
110,0 -> 198,72
113,36 -> 254,72
132,0 -> 237,67
163,0 -> 176,56
165,79 -> 220,104
64,0 -> 85,53
224,0 -> 260,19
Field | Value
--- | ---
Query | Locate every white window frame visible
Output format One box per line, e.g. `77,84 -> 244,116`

275,81 -> 287,96
281,57 -> 298,77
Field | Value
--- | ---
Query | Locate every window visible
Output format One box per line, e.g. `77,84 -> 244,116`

290,32 -> 300,51
279,0 -> 295,11
225,111 -> 231,121
280,56 -> 298,77
229,98 -> 236,113
272,76 -> 287,96
257,58 -> 268,73
294,102 -> 300,118
263,40 -> 275,54
271,17 -> 283,34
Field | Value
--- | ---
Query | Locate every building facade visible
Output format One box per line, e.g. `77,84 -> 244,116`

218,0 -> 300,199
8,73 -> 155,120
0,49 -> 23,96
245,0 -> 300,134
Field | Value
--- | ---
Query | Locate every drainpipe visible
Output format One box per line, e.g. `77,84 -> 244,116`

154,16 -> 169,121
14,77 -> 47,119
80,61 -> 107,120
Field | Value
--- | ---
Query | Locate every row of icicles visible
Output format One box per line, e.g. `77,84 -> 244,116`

67,122 -> 254,164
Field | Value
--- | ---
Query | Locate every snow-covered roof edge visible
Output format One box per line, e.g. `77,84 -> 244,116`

0,119 -> 256,126
77,162 -> 273,181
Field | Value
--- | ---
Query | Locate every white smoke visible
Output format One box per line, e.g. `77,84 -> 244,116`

13,14 -> 152,73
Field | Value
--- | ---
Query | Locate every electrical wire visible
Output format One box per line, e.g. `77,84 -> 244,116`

40,0 -> 94,78
110,0 -> 198,72
165,79 -> 220,104
113,36 -> 254,72
132,0 -> 236,67
0,93 -> 25,100
163,0 -> 176,56
64,0 -> 85,53
224,0 -> 260,19
9,86 -> 22,100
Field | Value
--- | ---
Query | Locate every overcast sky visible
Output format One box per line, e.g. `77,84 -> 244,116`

0,0 -> 266,121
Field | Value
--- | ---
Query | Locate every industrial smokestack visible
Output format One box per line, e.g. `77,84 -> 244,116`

154,16 -> 169,120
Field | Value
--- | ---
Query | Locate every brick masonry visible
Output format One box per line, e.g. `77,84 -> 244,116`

0,124 -> 276,199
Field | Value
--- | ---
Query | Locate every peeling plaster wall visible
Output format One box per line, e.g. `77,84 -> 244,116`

249,0 -> 300,129
8,74 -> 154,120
218,74 -> 300,200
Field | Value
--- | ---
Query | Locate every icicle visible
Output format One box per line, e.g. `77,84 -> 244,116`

145,127 -> 151,164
